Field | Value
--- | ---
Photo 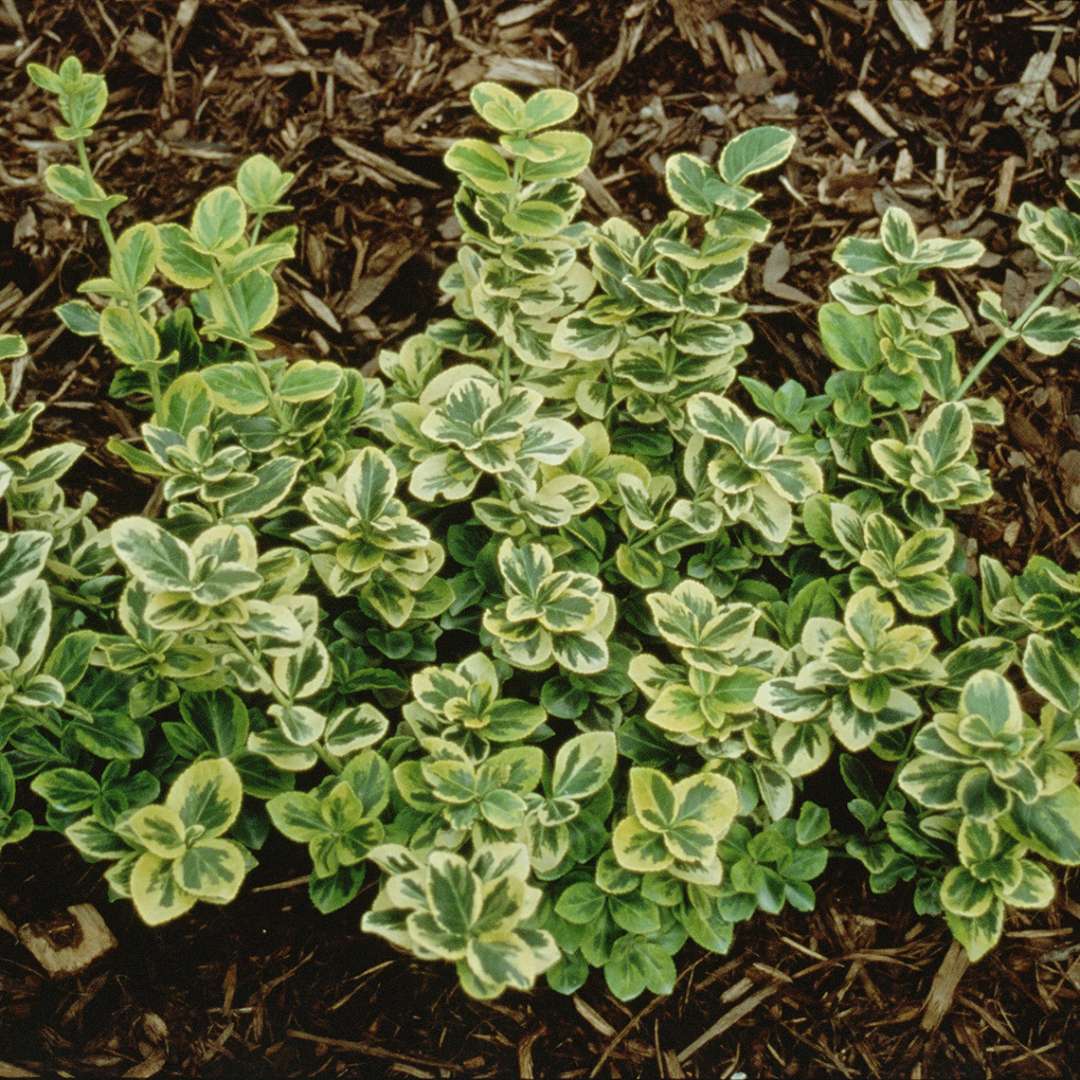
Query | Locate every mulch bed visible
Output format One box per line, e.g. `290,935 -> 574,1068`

0,0 -> 1077,1075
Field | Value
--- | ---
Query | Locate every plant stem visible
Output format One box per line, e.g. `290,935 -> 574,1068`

953,270 -> 1064,399
76,137 -> 164,413
315,744 -> 343,775
864,722 -> 920,831
222,625 -> 289,708
75,137 -> 118,259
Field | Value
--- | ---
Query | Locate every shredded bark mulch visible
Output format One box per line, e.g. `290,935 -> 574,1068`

1,1 -> 1078,1076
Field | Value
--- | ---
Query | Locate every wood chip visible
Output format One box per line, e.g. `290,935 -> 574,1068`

331,136 -> 440,190
175,0 -> 200,29
887,0 -> 934,51
344,240 -> 417,318
485,55 -> 560,86
332,49 -> 379,92
573,995 -> 615,1037
994,154 -> 1023,214
299,288 -> 342,332
273,11 -> 309,57
678,984 -> 780,1062
921,941 -> 970,1032
763,241 -> 815,304
846,90 -> 899,138
18,904 -> 117,978
495,0 -> 558,27
911,67 -> 957,98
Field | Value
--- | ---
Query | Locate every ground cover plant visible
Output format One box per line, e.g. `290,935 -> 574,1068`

1,53 -> 1079,1012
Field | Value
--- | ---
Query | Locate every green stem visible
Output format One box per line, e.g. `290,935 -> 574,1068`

864,722 -> 920,831
77,136 -> 164,413
315,744 -> 343,775
75,136 -> 118,259
222,626 -> 289,708
953,270 -> 1065,399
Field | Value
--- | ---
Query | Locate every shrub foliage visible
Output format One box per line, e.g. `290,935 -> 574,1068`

2,59 -> 1079,999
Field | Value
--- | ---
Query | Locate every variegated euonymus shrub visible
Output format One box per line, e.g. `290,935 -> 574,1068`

2,60 -> 1079,997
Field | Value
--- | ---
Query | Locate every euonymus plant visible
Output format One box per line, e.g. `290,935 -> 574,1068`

2,60 -> 1079,998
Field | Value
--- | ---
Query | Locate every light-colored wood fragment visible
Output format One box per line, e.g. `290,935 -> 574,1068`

573,995 -> 616,1037
18,904 -> 117,978
496,0 -> 558,27
678,983 -> 780,1062
894,147 -> 914,182
331,136 -> 439,190
887,0 -> 934,50
994,154 -> 1023,213
273,11 -> 309,57
846,90 -> 899,138
921,940 -> 970,1032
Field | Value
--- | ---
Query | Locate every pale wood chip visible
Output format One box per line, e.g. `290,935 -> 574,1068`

299,288 -> 342,332
331,136 -> 440,190
994,154 -> 1023,213
678,983 -> 780,1062
846,90 -> 899,138
496,0 -> 559,28
18,904 -> 117,978
573,995 -> 616,1036
273,11 -> 309,57
887,0 -> 934,50
911,67 -> 957,98
332,49 -> 379,92
921,941 -> 970,1032
485,55 -> 560,86
579,166 -> 622,218
176,0 -> 200,29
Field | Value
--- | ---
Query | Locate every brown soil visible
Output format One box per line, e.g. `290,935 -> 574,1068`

1,1 -> 1078,1075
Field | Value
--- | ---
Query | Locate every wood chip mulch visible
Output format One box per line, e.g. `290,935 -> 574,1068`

0,1 -> 1077,1076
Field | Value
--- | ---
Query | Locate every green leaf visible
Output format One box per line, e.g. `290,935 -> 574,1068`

310,864 -> 366,914
522,88 -> 578,132
191,186 -> 247,252
202,362 -> 270,415
30,768 -> 99,813
470,82 -> 526,131
112,222 -> 160,294
277,359 -> 343,403
718,126 -> 795,185
0,332 -> 28,360
879,207 -> 918,261
917,402 -> 973,472
99,305 -> 160,366
131,852 -> 197,925
55,299 -> 100,336
236,153 -> 295,213
444,139 -> 515,194
159,370 -> 213,435
221,457 -> 301,518
1020,306 -> 1080,356
111,517 -> 193,591
1023,634 -> 1080,713
1002,786 -> 1080,865
0,530 -> 51,603
166,758 -> 243,838
604,936 -> 676,1000
126,804 -> 187,859
819,303 -> 880,372
556,881 -> 606,925
552,732 -> 617,801
157,222 -> 215,288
